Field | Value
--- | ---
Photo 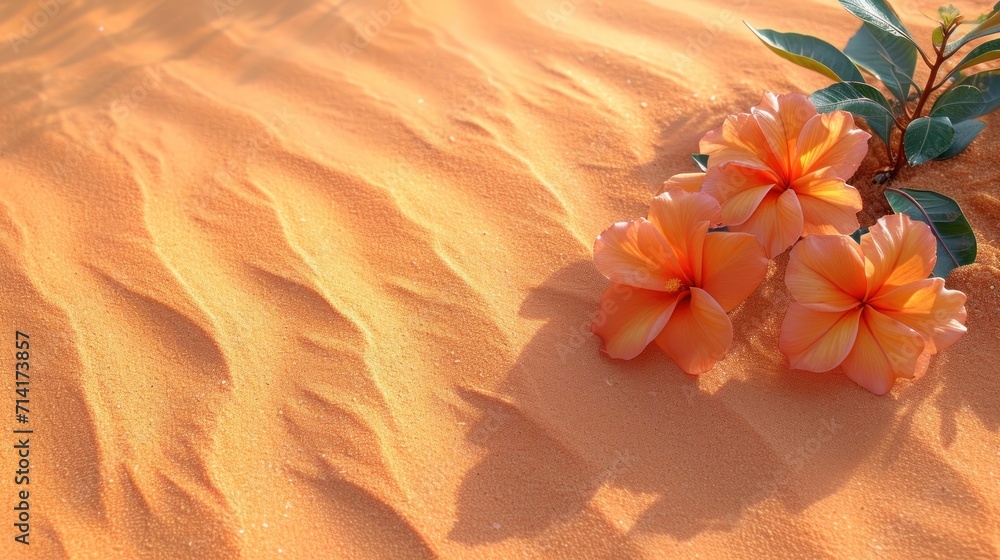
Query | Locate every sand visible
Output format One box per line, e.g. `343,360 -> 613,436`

1,0 -> 998,558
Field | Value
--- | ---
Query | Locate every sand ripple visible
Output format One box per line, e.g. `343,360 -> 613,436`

1,0 -> 999,558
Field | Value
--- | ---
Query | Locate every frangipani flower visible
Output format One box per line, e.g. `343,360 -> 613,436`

592,189 -> 769,374
780,214 -> 968,395
694,91 -> 870,257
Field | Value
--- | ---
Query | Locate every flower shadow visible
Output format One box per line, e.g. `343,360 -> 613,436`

448,260 -> 916,548
933,262 -> 1000,440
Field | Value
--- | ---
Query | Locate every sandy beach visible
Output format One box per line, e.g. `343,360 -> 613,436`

1,0 -> 999,557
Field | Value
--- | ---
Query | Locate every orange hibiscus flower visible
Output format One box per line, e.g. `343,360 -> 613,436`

592,189 -> 769,374
690,91 -> 870,257
779,214 -> 968,394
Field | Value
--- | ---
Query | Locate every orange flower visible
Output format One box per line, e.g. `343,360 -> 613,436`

779,214 -> 968,395
695,91 -> 869,257
592,189 -> 769,374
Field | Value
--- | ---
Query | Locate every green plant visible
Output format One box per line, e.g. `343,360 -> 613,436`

748,0 -> 1000,183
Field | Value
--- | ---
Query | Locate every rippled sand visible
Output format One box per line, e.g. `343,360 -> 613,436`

1,0 -> 998,558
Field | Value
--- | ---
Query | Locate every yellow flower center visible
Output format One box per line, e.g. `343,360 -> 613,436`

664,277 -> 684,293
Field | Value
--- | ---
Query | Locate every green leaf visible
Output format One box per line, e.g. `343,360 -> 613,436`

947,6 -> 1000,53
746,23 -> 865,83
839,0 -> 919,48
809,81 -> 896,147
953,38 -> 1000,72
850,227 -> 870,243
904,116 -> 955,165
929,85 -> 987,122
933,26 -> 945,47
884,188 -> 977,278
691,154 -> 709,172
935,119 -> 986,160
939,5 -> 962,26
953,69 -> 1000,119
844,23 -> 919,103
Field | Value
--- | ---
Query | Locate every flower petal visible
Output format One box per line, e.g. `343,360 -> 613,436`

763,91 -> 819,148
751,107 -> 793,178
791,169 -> 863,235
592,284 -> 683,360
699,231 -> 769,312
702,92 -> 817,174
796,111 -> 871,179
648,189 -> 723,233
786,234 -> 868,311
862,213 -> 937,295
729,188 -> 804,258
594,218 -> 689,289
720,185 -> 776,228
841,307 -> 926,395
780,303 -> 861,372
870,278 -> 968,354
647,190 -> 722,284
701,113 -> 776,170
654,288 -> 733,374
657,172 -> 705,195
702,164 -> 779,225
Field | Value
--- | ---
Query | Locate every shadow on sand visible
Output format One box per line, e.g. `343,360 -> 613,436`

449,259 -> 992,553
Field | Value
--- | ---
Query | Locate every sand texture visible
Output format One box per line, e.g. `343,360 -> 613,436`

1,0 -> 999,558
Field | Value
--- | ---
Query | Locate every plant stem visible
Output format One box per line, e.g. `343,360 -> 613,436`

889,25 -> 957,181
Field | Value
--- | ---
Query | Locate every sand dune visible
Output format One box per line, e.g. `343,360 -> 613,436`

1,0 -> 999,558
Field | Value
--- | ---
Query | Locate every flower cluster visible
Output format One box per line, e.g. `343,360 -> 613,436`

592,92 -> 968,395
